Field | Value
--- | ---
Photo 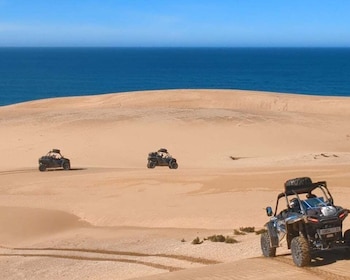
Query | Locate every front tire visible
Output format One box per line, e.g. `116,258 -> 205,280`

147,161 -> 156,169
39,164 -> 46,172
291,236 -> 311,267
261,231 -> 276,257
63,161 -> 70,170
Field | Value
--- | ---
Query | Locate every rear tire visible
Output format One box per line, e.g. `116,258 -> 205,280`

344,229 -> 350,241
63,161 -> 70,170
344,229 -> 350,252
291,236 -> 311,267
39,164 -> 46,172
261,231 -> 276,257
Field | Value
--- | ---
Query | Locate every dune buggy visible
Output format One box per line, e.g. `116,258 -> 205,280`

147,148 -> 178,169
38,149 -> 71,171
261,177 -> 350,266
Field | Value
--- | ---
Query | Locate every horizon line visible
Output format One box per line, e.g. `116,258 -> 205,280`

1,46 -> 350,49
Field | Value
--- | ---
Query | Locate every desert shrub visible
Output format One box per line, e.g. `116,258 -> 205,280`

207,235 -> 226,242
239,226 -> 255,233
230,156 -> 239,160
181,238 -> 186,242
191,237 -> 203,245
233,229 -> 246,235
255,228 -> 267,235
225,236 -> 238,244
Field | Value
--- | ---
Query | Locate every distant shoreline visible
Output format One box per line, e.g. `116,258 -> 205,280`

2,88 -> 350,108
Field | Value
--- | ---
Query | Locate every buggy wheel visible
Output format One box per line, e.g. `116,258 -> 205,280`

39,164 -> 46,172
344,229 -> 350,241
344,229 -> 350,254
63,161 -> 70,170
169,161 -> 178,169
260,231 -> 276,257
291,236 -> 311,267
148,161 -> 156,169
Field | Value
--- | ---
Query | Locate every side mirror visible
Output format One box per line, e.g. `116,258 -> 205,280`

266,206 -> 273,217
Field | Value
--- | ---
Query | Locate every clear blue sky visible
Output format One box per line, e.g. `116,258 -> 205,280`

1,0 -> 350,47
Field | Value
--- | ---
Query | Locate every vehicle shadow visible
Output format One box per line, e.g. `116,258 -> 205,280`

68,168 -> 86,171
278,248 -> 350,267
310,248 -> 350,267
46,168 -> 87,172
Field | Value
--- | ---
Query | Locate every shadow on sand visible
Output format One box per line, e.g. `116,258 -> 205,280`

310,248 -> 350,267
278,248 -> 350,267
46,167 -> 87,172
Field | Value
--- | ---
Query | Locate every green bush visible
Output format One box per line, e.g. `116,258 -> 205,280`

207,234 -> 226,242
225,236 -> 238,244
255,228 -> 267,235
233,229 -> 246,235
191,237 -> 203,245
239,226 -> 255,233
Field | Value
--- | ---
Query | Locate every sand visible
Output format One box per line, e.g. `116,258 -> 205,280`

0,89 -> 350,279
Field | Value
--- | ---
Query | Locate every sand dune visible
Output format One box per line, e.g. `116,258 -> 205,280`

0,90 -> 350,279
0,207 -> 89,245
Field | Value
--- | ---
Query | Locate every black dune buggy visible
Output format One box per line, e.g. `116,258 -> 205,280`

261,177 -> 350,267
38,149 -> 71,171
147,148 -> 178,169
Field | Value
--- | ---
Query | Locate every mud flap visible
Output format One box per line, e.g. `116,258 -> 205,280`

267,222 -> 279,247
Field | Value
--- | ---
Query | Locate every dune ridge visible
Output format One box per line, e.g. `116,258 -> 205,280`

1,89 -> 350,279
4,89 -> 350,115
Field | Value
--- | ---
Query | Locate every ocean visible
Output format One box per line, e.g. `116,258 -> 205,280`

0,47 -> 350,106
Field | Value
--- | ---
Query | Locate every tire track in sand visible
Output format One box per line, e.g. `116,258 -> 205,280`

0,169 -> 36,175
0,246 -> 220,272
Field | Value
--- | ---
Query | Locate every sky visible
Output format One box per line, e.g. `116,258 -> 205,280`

1,0 -> 350,47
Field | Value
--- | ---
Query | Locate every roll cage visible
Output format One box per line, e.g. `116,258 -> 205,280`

273,181 -> 334,216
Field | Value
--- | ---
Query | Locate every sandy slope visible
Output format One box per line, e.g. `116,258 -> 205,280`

0,89 -> 350,279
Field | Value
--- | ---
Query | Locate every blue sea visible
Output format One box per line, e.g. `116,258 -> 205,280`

0,47 -> 350,106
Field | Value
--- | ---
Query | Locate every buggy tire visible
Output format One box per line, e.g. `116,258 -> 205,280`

39,164 -> 46,172
344,229 -> 350,253
63,161 -> 70,170
344,229 -> 350,242
285,177 -> 312,188
169,161 -> 178,169
344,229 -> 350,240
291,236 -> 311,267
260,231 -> 276,257
148,161 -> 156,169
